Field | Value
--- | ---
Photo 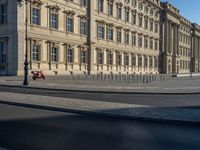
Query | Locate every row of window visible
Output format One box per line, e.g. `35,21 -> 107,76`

179,48 -> 190,57
31,42 -> 87,63
180,60 -> 190,70
98,1 -> 159,32
97,51 -> 158,67
97,0 -> 159,18
31,41 -> 158,67
31,7 -> 88,35
97,24 -> 159,50
180,25 -> 191,34
179,33 -> 191,45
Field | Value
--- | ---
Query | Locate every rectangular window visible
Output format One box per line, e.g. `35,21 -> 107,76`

139,16 -> 143,27
67,48 -> 73,63
125,54 -> 129,66
98,52 -> 103,64
144,57 -> 148,67
0,40 -> 7,63
144,19 -> 148,29
80,20 -> 87,35
144,38 -> 148,48
51,47 -> 58,62
32,7 -> 40,25
108,3 -> 113,16
32,42 -> 40,61
125,31 -> 129,45
139,36 -> 143,47
117,53 -> 121,65
132,56 -> 136,66
117,30 -> 122,43
98,0 -> 104,12
132,14 -> 136,25
149,57 -> 153,67
132,33 -> 136,46
150,39 -> 153,49
154,57 -> 158,67
0,3 -> 7,24
117,7 -> 122,19
97,25 -> 105,39
80,0 -> 87,6
51,13 -> 58,29
125,10 -> 129,22
155,41 -> 158,50
150,21 -> 153,31
155,23 -> 158,33
107,27 -> 113,41
108,51 -> 113,65
139,56 -> 142,66
81,51 -> 86,63
67,17 -> 73,32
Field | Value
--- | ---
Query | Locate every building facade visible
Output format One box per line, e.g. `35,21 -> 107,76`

0,0 -> 199,76
192,23 -> 200,72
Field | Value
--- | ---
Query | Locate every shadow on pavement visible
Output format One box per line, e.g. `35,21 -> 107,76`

0,103 -> 200,150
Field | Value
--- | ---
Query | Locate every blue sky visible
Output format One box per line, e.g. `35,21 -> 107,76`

161,0 -> 200,25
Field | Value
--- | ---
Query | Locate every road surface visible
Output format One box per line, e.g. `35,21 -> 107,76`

0,103 -> 200,150
0,85 -> 200,107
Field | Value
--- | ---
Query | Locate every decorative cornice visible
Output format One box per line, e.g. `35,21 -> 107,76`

46,5 -> 61,12
124,6 -> 130,11
124,28 -> 130,31
96,20 -> 106,25
29,0 -> 43,7
131,9 -> 137,14
107,0 -> 114,4
116,26 -> 123,29
106,23 -> 114,27
63,10 -> 76,16
116,2 -> 123,8
77,14 -> 88,20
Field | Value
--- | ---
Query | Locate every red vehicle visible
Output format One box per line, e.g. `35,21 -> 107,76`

31,71 -> 45,80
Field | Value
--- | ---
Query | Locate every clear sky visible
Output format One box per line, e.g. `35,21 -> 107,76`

161,0 -> 200,25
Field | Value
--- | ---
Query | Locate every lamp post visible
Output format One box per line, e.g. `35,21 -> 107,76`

23,0 -> 29,85
190,30 -> 193,78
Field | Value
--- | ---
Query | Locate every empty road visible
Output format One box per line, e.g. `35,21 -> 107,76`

0,85 -> 200,107
0,103 -> 200,150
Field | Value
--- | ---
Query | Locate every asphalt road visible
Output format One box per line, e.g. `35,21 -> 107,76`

0,85 -> 200,107
0,103 -> 200,150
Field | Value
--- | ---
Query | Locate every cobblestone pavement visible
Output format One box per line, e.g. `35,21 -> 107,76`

0,91 -> 200,124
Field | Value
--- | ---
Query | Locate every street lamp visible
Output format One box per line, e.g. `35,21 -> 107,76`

23,0 -> 29,85
190,30 -> 193,78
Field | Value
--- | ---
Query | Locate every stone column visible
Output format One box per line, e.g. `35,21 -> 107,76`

147,56 -> 149,72
88,0 -> 95,74
177,25 -> 179,55
168,21 -> 171,53
104,49 -> 107,65
141,55 -> 144,70
121,52 -> 124,66
73,45 -> 79,64
59,43 -> 64,63
113,51 -> 116,65
135,54 -> 138,71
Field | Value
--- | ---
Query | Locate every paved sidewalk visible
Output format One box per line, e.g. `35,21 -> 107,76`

0,91 -> 200,124
0,76 -> 200,93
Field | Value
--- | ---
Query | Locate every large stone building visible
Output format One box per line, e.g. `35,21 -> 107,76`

0,0 -> 199,76
192,23 -> 200,72
159,2 -> 193,74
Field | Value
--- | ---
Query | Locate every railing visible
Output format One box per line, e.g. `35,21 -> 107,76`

45,74 -> 174,83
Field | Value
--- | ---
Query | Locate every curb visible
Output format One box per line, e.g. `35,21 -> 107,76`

0,84 -> 200,95
0,100 -> 199,126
